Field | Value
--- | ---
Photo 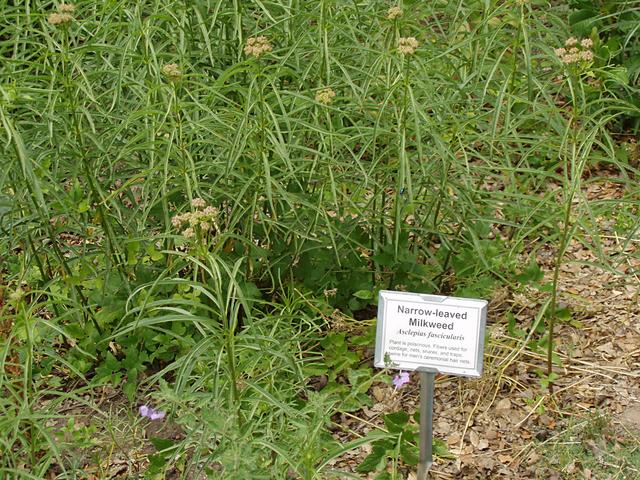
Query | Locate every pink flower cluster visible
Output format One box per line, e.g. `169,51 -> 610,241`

171,198 -> 219,238
554,37 -> 594,65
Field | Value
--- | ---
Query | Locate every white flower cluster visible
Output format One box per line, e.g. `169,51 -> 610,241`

555,37 -> 594,64
315,87 -> 336,105
171,198 -> 219,239
397,37 -> 419,55
162,63 -> 182,81
387,6 -> 403,20
48,3 -> 75,25
244,36 -> 273,59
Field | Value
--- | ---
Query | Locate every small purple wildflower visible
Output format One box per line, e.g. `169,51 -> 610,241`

139,405 -> 166,420
392,371 -> 410,390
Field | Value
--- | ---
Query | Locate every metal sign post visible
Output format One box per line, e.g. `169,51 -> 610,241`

418,370 -> 435,479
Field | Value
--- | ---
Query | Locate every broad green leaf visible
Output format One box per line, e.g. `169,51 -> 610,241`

353,289 -> 373,300
357,444 -> 386,473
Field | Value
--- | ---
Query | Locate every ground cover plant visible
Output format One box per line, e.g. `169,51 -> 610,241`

1,0 -> 639,478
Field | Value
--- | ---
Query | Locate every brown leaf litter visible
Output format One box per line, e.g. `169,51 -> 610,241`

330,177 -> 639,479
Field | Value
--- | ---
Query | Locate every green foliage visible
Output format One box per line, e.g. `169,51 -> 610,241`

567,0 -> 640,127
357,410 -> 452,477
314,327 -> 377,412
1,0 -> 639,476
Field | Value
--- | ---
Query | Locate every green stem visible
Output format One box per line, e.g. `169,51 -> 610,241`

547,74 -> 582,392
393,58 -> 410,264
19,301 -> 37,464
226,318 -> 244,428
172,85 -> 195,202
546,198 -> 572,393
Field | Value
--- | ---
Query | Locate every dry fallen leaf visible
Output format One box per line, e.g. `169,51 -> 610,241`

469,430 -> 480,447
436,419 -> 451,434
476,455 -> 496,470
496,398 -> 511,412
372,386 -> 385,403
447,432 -> 461,445
596,341 -> 616,356
620,405 -> 640,432
527,451 -> 541,465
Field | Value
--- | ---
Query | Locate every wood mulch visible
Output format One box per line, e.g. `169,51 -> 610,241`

330,176 -> 640,479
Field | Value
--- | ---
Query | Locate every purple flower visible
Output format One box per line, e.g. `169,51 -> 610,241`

392,371 -> 410,390
139,405 -> 166,420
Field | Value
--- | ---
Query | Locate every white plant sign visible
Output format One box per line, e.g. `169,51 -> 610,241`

374,290 -> 488,377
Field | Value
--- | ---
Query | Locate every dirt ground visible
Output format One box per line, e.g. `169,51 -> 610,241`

330,178 -> 640,479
